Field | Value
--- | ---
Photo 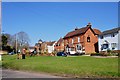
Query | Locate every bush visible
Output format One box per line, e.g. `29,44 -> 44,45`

90,53 -> 101,56
2,45 -> 13,53
90,52 -> 108,56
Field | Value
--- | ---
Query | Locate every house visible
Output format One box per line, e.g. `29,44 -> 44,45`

46,41 -> 56,53
54,38 -> 64,52
29,46 -> 35,52
41,42 -> 47,53
98,27 -> 120,52
35,41 -> 56,54
63,23 -> 101,54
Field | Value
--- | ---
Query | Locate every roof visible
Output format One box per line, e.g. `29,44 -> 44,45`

93,29 -> 102,35
64,26 -> 89,39
100,27 -> 120,36
56,38 -> 64,44
63,23 -> 100,39
46,41 -> 56,46
29,46 -> 34,49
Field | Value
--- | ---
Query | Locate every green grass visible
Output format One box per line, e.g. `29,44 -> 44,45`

2,55 -> 119,78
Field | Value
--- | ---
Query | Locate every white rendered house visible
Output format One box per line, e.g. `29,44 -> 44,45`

98,27 -> 120,52
47,41 -> 56,53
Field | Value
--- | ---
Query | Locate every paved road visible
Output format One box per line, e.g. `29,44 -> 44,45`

1,68 -> 63,78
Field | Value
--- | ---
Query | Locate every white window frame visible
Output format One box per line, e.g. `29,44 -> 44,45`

78,37 -> 80,42
72,38 -> 74,44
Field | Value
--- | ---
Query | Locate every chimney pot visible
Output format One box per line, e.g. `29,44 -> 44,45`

87,23 -> 92,27
75,27 -> 78,30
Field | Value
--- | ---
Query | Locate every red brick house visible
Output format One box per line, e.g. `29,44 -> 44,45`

63,23 -> 101,54
54,38 -> 64,52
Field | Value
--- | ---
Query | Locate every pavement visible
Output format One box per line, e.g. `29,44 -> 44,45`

0,68 -> 63,78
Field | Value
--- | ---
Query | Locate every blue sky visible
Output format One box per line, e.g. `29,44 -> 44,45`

2,0 -> 120,2
2,2 -> 118,46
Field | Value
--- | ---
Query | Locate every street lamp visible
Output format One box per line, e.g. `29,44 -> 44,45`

15,34 -> 18,54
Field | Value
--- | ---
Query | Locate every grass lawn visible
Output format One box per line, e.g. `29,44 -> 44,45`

2,55 -> 119,78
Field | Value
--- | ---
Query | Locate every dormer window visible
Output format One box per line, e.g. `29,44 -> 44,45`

87,36 -> 90,42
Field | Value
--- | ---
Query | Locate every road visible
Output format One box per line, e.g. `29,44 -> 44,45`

1,68 -> 63,78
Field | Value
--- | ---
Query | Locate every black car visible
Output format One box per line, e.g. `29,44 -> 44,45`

57,52 -> 67,57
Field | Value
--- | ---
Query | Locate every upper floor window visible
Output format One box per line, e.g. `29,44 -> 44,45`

78,37 -> 80,42
66,40 -> 68,44
55,44 -> 58,46
87,36 -> 90,42
58,44 -> 60,46
111,34 -> 115,37
100,36 -> 104,39
72,38 -> 74,44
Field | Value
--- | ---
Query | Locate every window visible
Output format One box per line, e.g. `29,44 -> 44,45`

56,44 -> 58,46
72,38 -> 74,44
101,44 -> 109,50
111,34 -> 115,37
111,43 -> 117,50
87,37 -> 90,42
100,36 -> 103,39
78,37 -> 80,42
77,45 -> 81,50
71,48 -> 74,51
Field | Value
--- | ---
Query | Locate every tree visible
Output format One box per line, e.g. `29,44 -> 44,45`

1,33 -> 14,52
16,31 -> 30,51
2,34 -> 8,46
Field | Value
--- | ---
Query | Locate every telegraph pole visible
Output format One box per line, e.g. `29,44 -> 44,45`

16,34 -> 17,54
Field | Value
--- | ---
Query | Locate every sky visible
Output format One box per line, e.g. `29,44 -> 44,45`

2,2 -> 118,46
2,0 -> 120,2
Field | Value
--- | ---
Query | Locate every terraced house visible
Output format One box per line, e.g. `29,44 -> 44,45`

98,27 -> 120,52
63,23 -> 101,54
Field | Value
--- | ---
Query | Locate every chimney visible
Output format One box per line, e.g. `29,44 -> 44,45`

87,23 -> 92,27
75,27 -> 78,30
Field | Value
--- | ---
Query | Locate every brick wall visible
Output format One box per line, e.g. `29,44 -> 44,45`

84,28 -> 98,54
64,27 -> 99,54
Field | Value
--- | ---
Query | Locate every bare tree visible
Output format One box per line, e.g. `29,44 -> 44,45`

11,31 -> 30,53
17,31 -> 30,49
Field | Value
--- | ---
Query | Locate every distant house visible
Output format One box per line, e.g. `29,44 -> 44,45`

46,41 -> 56,53
54,38 -> 64,52
40,42 -> 47,53
98,27 -> 120,52
63,23 -> 101,54
29,46 -> 34,52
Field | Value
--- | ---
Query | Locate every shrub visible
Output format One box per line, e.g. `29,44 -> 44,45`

90,53 -> 101,56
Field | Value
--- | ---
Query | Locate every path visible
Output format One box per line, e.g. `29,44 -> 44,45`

1,68 -> 63,78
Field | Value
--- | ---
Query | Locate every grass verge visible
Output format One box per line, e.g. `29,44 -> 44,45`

2,55 -> 119,78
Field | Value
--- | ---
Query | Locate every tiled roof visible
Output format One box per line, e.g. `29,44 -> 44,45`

64,26 -> 89,39
100,27 -> 120,36
29,46 -> 34,49
56,38 -> 64,44
64,23 -> 101,39
46,41 -> 56,46
93,29 -> 102,35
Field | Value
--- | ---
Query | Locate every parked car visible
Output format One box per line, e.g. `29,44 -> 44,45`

8,51 -> 15,55
57,52 -> 67,57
